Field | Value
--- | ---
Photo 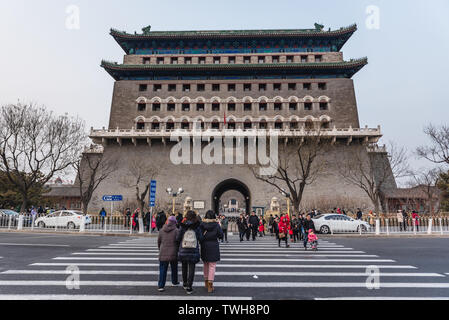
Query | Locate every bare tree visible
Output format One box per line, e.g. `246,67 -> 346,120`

417,124 -> 449,166
407,167 -> 442,214
0,103 -> 86,212
250,132 -> 327,213
338,142 -> 410,213
119,156 -> 159,219
73,145 -> 118,214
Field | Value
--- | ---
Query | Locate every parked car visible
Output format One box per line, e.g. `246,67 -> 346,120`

313,214 -> 371,234
0,209 -> 20,226
34,210 -> 92,229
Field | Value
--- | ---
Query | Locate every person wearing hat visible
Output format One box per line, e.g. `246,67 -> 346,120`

157,215 -> 180,292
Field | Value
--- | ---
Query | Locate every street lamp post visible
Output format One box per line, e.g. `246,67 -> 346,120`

166,187 -> 184,215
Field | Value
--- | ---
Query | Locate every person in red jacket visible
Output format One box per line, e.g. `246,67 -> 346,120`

412,211 -> 420,232
277,215 -> 290,248
258,219 -> 265,237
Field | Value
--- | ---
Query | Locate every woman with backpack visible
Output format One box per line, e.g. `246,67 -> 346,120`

200,210 -> 223,293
176,210 -> 204,295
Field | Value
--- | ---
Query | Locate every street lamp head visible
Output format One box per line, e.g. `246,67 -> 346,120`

166,187 -> 173,194
178,187 -> 184,194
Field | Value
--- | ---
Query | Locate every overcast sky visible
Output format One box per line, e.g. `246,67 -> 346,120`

1,0 -> 448,179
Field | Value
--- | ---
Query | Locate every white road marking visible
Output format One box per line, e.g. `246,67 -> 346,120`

0,243 -> 70,247
72,252 -> 376,258
30,263 -> 416,269
1,281 -> 449,288
52,257 -> 395,262
0,294 -> 251,301
91,248 -> 360,253
2,270 -> 441,277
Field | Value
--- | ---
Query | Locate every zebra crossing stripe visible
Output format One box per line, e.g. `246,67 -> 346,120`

52,257 -> 394,262
0,281 -> 449,288
30,263 -> 416,269
72,253 -> 376,258
2,270 -> 442,277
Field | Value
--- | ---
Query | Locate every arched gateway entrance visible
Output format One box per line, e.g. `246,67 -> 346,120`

212,179 -> 251,215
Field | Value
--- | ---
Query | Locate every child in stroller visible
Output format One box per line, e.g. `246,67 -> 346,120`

307,229 -> 318,251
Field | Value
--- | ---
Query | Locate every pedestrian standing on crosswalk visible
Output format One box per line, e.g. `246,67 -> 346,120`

157,216 -> 180,292
302,215 -> 316,251
278,216 -> 290,248
237,214 -> 248,242
176,210 -> 204,295
200,210 -> 224,293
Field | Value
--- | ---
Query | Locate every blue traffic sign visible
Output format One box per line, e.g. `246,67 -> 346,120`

102,195 -> 123,202
149,180 -> 157,207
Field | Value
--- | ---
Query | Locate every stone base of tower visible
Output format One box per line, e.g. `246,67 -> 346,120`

87,140 -> 380,215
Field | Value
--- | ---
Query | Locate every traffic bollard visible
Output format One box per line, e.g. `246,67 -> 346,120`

386,219 -> 389,236
80,217 -> 85,233
17,215 -> 24,230
8,215 -> 12,229
375,219 -> 380,235
427,218 -> 433,235
440,218 -> 444,235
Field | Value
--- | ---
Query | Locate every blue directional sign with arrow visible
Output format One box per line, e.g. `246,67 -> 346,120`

149,180 -> 157,207
102,195 -> 123,202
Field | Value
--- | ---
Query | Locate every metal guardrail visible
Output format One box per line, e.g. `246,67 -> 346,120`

1,214 -> 449,236
0,214 -> 151,235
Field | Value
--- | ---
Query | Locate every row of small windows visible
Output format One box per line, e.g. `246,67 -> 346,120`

143,55 -> 323,65
139,82 -> 327,92
137,102 -> 329,112
136,119 -> 331,131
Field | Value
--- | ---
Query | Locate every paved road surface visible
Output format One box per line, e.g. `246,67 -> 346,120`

0,232 -> 449,300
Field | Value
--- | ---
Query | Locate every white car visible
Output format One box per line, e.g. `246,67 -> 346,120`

35,210 -> 92,229
312,214 -> 371,234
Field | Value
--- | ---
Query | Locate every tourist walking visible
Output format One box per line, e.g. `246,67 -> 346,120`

356,209 -> 363,220
268,215 -> 275,236
402,210 -> 409,231
397,210 -> 405,232
99,208 -> 107,228
176,211 -> 183,227
200,210 -> 223,293
220,215 -> 229,243
368,211 -> 376,228
151,214 -> 157,232
291,215 -> 300,243
248,211 -> 259,241
258,217 -> 265,237
157,216 -> 180,291
237,214 -> 248,242
156,211 -> 167,231
278,216 -> 290,248
176,211 -> 204,295
302,215 -> 316,250
412,211 -> 420,232
144,210 -> 151,232
125,208 -> 131,228
244,214 -> 251,241
132,209 -> 140,231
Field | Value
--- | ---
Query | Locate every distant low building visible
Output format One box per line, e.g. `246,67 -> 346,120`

385,185 -> 440,214
43,179 -> 81,211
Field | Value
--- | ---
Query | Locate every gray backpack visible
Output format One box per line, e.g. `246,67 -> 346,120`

182,229 -> 197,249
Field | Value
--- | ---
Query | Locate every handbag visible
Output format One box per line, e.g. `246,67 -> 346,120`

278,232 -> 286,239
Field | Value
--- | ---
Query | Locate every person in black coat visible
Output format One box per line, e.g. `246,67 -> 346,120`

248,211 -> 260,241
236,214 -> 248,242
176,211 -> 204,295
302,215 -> 316,250
200,210 -> 223,293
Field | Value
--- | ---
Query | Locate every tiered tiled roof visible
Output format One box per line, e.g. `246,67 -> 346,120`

101,58 -> 368,80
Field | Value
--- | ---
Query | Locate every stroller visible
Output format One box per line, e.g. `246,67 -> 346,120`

307,229 -> 318,251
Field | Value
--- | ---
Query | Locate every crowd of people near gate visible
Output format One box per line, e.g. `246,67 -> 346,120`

153,208 -> 326,295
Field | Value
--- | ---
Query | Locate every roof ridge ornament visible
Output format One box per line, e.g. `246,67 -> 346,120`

314,23 -> 324,32
142,25 -> 152,35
